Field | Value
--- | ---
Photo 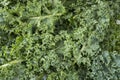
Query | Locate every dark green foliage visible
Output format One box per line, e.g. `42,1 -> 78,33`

0,0 -> 120,80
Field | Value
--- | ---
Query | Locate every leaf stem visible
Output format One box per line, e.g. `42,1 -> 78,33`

30,13 -> 63,20
0,59 -> 22,68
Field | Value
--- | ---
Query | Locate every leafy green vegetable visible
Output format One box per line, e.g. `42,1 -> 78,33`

0,0 -> 120,80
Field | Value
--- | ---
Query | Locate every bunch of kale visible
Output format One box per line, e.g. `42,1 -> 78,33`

0,0 -> 120,80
